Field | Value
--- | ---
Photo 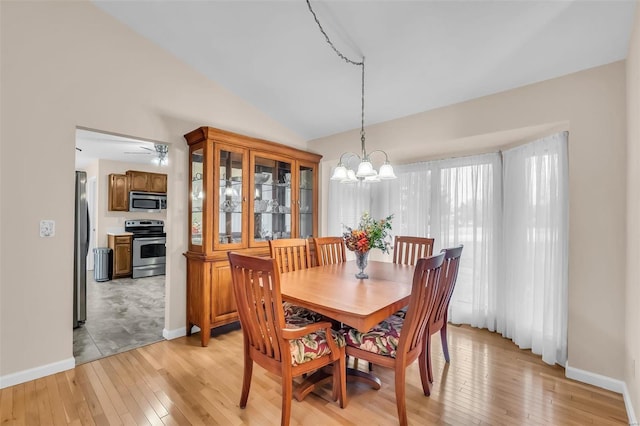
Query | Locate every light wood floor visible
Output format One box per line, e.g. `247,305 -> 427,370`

0,324 -> 628,425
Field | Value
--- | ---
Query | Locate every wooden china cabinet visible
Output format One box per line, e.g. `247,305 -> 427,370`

184,126 -> 321,346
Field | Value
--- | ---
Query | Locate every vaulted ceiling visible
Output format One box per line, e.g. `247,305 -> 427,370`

91,0 -> 635,144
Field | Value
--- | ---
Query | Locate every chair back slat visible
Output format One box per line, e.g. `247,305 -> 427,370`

430,245 -> 463,331
393,236 -> 435,266
269,239 -> 313,273
313,237 -> 347,266
228,252 -> 286,362
398,253 -> 445,356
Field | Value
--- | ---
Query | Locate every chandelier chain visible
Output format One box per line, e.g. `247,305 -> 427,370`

306,0 -> 366,156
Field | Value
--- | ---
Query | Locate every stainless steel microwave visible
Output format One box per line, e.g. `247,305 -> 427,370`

129,191 -> 167,212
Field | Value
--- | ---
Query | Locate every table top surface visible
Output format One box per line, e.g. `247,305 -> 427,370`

279,260 -> 415,332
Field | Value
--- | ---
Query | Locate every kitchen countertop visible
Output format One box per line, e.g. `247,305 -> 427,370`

106,228 -> 133,236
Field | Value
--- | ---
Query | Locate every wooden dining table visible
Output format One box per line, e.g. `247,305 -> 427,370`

280,260 -> 416,332
279,259 -> 416,401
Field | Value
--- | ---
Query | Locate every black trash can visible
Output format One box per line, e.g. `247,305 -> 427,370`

93,247 -> 112,282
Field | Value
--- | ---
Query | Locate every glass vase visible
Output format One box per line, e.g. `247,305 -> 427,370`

355,251 -> 369,279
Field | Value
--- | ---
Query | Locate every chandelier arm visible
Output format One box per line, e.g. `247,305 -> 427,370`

367,149 -> 391,162
338,152 -> 361,165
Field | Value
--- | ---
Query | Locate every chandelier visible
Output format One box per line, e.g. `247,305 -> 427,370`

154,143 -> 169,165
306,1 -> 396,183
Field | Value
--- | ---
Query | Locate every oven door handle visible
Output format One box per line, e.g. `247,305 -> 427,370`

133,237 -> 166,242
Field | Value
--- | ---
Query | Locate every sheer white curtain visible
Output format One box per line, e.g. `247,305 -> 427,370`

388,163 -> 433,238
327,132 -> 568,366
327,176 -> 373,235
500,132 -> 569,365
431,154 -> 502,330
387,155 -> 502,328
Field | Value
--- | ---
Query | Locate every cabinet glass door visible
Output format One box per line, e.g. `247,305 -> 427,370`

217,149 -> 244,246
191,148 -> 204,247
299,164 -> 315,239
252,155 -> 292,245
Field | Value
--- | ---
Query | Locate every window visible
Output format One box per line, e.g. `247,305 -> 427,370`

328,132 -> 568,365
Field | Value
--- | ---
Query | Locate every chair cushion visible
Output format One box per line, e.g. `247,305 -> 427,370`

340,314 -> 405,358
287,317 -> 346,366
393,307 -> 407,319
283,301 -> 326,323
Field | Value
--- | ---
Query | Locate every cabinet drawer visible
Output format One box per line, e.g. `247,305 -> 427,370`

114,236 -> 131,245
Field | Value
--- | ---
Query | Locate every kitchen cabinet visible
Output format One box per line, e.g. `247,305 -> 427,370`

108,234 -> 132,278
184,126 -> 321,346
109,171 -> 168,212
108,174 -> 129,211
127,170 -> 167,193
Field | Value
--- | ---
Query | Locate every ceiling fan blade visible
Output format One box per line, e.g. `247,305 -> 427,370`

124,152 -> 151,155
139,146 -> 154,151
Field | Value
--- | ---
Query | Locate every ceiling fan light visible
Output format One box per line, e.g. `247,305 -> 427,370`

378,163 -> 397,179
154,143 -> 169,165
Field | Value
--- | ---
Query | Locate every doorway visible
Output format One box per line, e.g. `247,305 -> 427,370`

73,128 -> 169,364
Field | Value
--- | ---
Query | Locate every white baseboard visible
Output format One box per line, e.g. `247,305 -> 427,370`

565,361 -> 625,393
623,382 -> 638,426
163,325 -> 200,340
0,357 -> 75,389
565,361 -> 636,424
163,327 -> 186,340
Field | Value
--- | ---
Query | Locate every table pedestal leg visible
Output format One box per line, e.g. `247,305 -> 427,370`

293,365 -> 382,403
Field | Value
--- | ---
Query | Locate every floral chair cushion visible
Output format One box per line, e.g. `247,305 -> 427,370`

339,314 -> 405,358
286,315 -> 346,366
393,307 -> 408,319
283,301 -> 326,323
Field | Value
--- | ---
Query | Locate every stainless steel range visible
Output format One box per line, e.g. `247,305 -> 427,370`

125,219 -> 166,278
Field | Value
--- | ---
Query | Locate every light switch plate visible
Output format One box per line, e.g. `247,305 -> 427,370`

40,220 -> 55,237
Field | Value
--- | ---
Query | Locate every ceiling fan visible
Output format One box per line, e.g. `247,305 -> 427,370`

124,143 -> 169,165
123,146 -> 153,155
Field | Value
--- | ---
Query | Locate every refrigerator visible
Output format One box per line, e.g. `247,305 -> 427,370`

73,170 -> 89,328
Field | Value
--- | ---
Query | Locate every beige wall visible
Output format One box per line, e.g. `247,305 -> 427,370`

0,0 -> 634,403
627,2 -> 640,418
0,1 -> 306,379
312,61 -> 628,381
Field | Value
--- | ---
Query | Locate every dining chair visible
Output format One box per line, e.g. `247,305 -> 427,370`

393,236 -> 435,321
393,235 -> 435,266
424,244 -> 463,383
269,238 -> 314,272
269,238 -> 323,322
313,236 -> 347,266
339,252 -> 445,426
227,252 -> 347,426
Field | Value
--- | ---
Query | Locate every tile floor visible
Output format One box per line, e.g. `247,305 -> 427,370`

73,274 -> 165,365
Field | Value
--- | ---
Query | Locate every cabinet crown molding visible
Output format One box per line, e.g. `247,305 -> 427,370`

184,126 -> 322,163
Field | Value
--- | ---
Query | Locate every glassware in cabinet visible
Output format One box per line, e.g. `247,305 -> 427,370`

251,154 -> 292,244
190,147 -> 204,247
298,163 -> 316,239
216,148 -> 246,247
